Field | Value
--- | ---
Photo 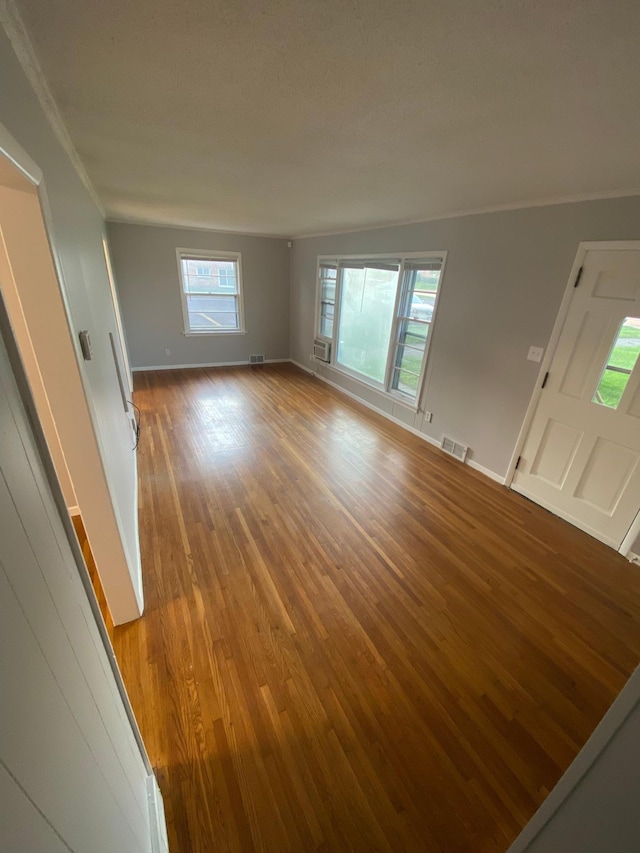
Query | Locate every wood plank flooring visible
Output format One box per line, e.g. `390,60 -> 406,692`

114,364 -> 640,852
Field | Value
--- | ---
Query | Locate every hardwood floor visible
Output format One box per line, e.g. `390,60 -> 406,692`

71,511 -> 116,643
114,363 -> 640,852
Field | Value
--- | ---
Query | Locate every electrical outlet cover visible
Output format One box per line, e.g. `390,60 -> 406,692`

527,346 -> 544,363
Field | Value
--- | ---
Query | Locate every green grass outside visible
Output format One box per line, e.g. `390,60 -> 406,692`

594,324 -> 640,407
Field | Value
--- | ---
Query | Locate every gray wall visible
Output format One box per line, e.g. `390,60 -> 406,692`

0,26 -> 140,614
107,221 -> 291,369
291,197 -> 640,478
0,311 -> 153,852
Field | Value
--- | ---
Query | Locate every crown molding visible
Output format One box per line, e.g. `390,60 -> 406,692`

291,188 -> 640,240
106,215 -> 291,241
0,0 -> 105,216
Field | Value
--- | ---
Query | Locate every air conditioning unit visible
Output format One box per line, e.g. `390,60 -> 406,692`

313,339 -> 331,362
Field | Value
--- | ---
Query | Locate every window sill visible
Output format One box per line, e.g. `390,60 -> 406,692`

182,330 -> 247,337
326,362 -> 420,412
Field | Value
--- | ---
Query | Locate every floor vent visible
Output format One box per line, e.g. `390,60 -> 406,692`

441,436 -> 469,462
249,354 -> 265,365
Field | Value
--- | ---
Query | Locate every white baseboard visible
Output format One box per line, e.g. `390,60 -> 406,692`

466,458 -> 506,484
289,360 -> 506,485
132,358 -> 290,372
627,552 -> 640,566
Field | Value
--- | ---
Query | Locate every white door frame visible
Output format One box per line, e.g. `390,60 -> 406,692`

505,240 -> 640,558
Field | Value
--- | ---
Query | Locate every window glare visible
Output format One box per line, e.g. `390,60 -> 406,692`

336,265 -> 398,384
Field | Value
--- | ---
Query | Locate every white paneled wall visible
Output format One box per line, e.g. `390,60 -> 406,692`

0,321 -> 156,852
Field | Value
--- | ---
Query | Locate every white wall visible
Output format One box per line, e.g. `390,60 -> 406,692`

0,25 -> 142,622
290,196 -> 640,479
0,309 -> 154,853
107,221 -> 290,369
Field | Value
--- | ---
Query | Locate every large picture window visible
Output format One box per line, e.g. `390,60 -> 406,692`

316,253 -> 445,404
177,249 -> 245,335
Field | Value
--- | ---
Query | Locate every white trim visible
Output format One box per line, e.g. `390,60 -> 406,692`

292,190 -> 640,240
619,508 -> 640,558
466,458 -> 506,484
0,0 -> 105,216
107,216 -> 291,241
132,358 -> 289,372
505,241 -> 640,488
626,552 -> 640,566
316,251 -> 447,261
67,504 -> 81,517
182,329 -> 247,337
175,247 -> 245,336
290,359 -> 506,485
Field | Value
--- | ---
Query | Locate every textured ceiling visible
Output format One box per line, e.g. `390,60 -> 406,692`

13,0 -> 640,236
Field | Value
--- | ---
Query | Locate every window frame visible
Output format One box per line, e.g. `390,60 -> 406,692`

176,248 -> 246,336
315,251 -> 447,409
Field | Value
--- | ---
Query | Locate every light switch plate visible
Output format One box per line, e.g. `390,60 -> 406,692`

527,346 -> 544,363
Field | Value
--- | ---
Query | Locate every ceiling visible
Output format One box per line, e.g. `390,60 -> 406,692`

13,0 -> 640,237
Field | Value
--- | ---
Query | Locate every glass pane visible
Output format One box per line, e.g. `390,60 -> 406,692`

320,317 -> 333,339
336,264 -> 399,383
394,344 -> 424,376
398,319 -> 429,350
593,317 -> 640,408
400,265 -> 441,318
322,282 -> 336,303
320,265 -> 337,280
408,293 -> 436,322
412,268 -> 441,293
181,258 -> 238,294
321,302 -> 334,321
393,367 -> 420,398
186,294 -> 238,330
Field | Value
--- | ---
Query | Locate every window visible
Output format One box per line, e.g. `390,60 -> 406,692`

593,317 -> 640,409
318,263 -> 337,339
336,261 -> 398,384
315,253 -> 445,404
177,250 -> 244,334
391,261 -> 442,396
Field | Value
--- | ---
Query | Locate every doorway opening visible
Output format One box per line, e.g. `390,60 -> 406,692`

0,132 -> 141,627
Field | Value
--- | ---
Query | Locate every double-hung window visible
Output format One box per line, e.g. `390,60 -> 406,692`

318,262 -> 337,339
315,253 -> 445,405
177,249 -> 245,334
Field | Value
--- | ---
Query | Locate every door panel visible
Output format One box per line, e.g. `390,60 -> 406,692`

513,247 -> 640,548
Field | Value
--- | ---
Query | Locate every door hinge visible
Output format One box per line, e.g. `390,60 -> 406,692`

541,371 -> 549,389
574,266 -> 584,288
515,455 -> 522,470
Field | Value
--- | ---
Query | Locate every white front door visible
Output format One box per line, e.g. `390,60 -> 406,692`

512,246 -> 640,549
